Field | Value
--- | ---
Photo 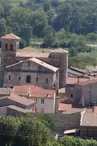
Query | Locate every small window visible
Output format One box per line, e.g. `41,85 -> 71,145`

5,44 -> 8,50
26,75 -> 31,83
46,78 -> 48,84
9,75 -> 11,81
41,99 -> 44,104
28,61 -> 30,67
70,93 -> 73,99
19,76 -> 21,81
10,86 -> 13,88
5,86 -> 7,88
10,44 -> 13,50
36,77 -> 38,82
41,108 -> 44,113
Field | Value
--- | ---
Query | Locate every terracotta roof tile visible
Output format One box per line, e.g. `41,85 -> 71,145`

66,77 -> 90,85
1,33 -> 20,40
76,78 -> 97,86
13,85 -> 56,99
59,103 -> 83,112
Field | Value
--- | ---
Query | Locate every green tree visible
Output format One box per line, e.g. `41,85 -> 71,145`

0,18 -> 7,36
14,117 -> 50,146
0,116 -> 20,146
30,9 -> 48,37
39,115 -> 55,131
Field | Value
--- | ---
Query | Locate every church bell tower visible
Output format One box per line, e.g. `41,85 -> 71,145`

0,33 -> 20,66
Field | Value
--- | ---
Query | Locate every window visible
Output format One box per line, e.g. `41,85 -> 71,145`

28,61 -> 30,67
70,93 -> 73,99
41,99 -> 44,104
9,75 -> 11,81
19,76 -> 21,81
36,77 -> 38,82
41,108 -> 44,113
38,65 -> 44,72
5,44 -> 8,50
10,44 -> 13,50
5,86 -> 7,88
46,78 -> 48,84
34,99 -> 37,103
10,86 -> 13,88
26,75 -> 31,83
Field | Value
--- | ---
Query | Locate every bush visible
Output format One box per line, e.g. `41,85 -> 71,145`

19,38 -> 27,49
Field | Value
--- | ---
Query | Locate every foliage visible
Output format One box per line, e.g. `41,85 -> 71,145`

59,136 -> 97,146
69,56 -> 86,69
0,0 -> 97,68
19,38 -> 27,49
0,116 -> 51,146
39,114 -> 55,131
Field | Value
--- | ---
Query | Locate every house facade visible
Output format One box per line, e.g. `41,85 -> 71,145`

13,85 -> 60,113
4,58 -> 59,90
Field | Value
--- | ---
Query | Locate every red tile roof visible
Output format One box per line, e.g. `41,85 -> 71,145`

13,85 -> 56,99
1,33 -> 20,40
66,77 -> 89,85
59,103 -> 83,111
76,78 -> 97,86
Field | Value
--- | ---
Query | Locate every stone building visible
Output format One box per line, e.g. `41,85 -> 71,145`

66,77 -> 97,106
0,33 -> 68,89
80,107 -> 97,138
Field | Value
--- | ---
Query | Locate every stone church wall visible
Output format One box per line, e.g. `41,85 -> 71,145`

4,71 -> 56,89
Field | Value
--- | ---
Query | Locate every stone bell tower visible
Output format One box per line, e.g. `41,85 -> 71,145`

0,33 -> 20,66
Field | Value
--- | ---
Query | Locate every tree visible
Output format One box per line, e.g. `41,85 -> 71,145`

0,116 -> 20,146
39,115 -> 55,131
21,24 -> 32,45
30,9 -> 48,37
15,117 -> 50,146
0,116 -> 51,146
0,18 -> 7,36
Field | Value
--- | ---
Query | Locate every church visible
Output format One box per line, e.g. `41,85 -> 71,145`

0,33 -> 68,90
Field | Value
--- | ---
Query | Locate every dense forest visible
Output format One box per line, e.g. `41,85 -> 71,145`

1,0 -> 97,68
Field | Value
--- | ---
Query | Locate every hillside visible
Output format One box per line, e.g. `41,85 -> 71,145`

0,0 -> 27,5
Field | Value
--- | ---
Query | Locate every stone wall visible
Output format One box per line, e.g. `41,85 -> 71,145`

7,107 -> 81,134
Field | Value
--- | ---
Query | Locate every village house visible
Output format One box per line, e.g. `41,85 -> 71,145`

0,88 -> 36,110
66,77 -> 97,107
12,85 -> 61,113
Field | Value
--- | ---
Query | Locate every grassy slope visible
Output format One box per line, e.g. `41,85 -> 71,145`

18,46 -> 52,53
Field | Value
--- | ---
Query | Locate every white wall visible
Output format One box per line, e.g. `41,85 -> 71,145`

32,98 -> 58,113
